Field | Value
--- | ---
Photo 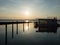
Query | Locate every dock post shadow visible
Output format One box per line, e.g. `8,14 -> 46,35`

16,23 -> 18,34
12,24 -> 14,39
5,24 -> 7,45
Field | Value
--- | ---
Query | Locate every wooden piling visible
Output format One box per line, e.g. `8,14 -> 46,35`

12,24 -> 14,38
16,23 -> 18,34
5,24 -> 7,44
23,23 -> 24,32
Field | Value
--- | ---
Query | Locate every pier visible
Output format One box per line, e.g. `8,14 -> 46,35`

0,20 -> 31,44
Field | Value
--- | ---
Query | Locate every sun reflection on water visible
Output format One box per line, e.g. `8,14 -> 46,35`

21,20 -> 34,34
25,25 -> 29,31
25,20 -> 29,22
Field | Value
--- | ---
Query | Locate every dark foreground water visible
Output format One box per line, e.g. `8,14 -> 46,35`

0,23 -> 60,45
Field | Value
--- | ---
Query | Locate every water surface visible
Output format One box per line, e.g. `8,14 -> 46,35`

0,23 -> 60,45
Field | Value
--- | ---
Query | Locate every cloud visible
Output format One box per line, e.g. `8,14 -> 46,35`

0,0 -> 60,19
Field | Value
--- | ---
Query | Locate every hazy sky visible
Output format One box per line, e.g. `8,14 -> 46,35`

0,0 -> 60,19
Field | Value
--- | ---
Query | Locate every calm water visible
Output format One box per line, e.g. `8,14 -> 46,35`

0,23 -> 60,45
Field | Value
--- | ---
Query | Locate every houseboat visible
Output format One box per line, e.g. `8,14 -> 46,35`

34,18 -> 58,33
34,18 -> 58,28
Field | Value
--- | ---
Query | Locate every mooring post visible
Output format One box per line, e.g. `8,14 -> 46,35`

16,23 -> 18,34
12,24 -> 14,38
5,24 -> 7,44
23,23 -> 24,32
38,19 -> 40,32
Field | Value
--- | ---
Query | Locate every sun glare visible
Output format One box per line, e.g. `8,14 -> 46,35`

25,10 -> 29,15
21,6 -> 32,19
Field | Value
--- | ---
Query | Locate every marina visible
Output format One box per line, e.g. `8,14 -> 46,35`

0,18 -> 60,44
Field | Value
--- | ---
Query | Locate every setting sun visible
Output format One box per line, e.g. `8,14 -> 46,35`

25,11 -> 30,15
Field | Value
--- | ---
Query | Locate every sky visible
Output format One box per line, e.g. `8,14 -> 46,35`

0,0 -> 60,19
